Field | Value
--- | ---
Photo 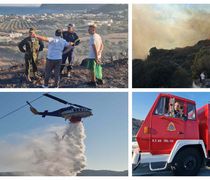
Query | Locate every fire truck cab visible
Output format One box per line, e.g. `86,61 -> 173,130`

133,93 -> 209,175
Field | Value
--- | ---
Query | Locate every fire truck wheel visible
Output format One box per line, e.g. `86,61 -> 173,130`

171,148 -> 202,176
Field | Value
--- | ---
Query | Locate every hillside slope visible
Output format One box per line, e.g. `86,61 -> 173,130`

0,59 -> 128,88
133,40 -> 210,88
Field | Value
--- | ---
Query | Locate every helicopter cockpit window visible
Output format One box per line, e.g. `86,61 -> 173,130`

187,103 -> 196,120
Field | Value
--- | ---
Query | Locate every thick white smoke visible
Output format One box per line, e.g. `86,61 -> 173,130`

0,122 -> 86,176
133,4 -> 210,59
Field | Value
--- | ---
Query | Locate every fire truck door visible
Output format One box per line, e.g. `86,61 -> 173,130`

150,97 -> 185,154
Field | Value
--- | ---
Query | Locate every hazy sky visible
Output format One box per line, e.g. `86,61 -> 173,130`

0,92 -> 128,171
133,4 -> 210,59
0,4 -> 41,7
133,92 -> 210,120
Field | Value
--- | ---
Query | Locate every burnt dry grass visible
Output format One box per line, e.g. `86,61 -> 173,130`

0,59 -> 128,88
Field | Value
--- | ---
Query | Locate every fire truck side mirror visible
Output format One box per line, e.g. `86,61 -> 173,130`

143,126 -> 149,134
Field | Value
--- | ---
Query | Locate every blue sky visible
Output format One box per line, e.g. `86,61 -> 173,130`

0,92 -> 128,171
133,92 -> 210,120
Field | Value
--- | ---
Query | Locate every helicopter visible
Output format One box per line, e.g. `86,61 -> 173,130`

27,93 -> 93,123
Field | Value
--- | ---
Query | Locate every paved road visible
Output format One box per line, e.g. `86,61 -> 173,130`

133,164 -> 210,176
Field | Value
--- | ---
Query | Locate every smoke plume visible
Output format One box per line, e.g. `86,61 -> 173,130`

0,122 -> 86,176
133,4 -> 210,59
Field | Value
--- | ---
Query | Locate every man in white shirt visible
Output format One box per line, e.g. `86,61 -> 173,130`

32,29 -> 72,88
200,72 -> 206,87
87,24 -> 104,87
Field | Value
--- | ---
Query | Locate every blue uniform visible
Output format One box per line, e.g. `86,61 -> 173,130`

60,31 -> 80,73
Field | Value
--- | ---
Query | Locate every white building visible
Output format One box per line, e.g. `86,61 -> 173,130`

9,32 -> 23,38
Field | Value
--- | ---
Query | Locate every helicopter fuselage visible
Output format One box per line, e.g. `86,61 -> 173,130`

27,93 -> 93,123
37,106 -> 92,122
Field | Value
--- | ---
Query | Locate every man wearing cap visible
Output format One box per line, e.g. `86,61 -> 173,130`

18,28 -> 44,82
87,24 -> 104,87
60,23 -> 80,77
32,29 -> 73,88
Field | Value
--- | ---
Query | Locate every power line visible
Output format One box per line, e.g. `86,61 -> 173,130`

0,94 -> 44,120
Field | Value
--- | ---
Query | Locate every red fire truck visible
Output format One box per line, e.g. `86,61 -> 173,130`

132,93 -> 210,175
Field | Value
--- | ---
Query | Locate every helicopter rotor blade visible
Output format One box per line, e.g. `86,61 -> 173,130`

26,101 -> 34,108
44,93 -> 92,110
69,103 -> 92,110
43,93 -> 68,105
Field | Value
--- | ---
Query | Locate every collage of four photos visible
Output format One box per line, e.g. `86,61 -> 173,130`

0,1 -> 210,178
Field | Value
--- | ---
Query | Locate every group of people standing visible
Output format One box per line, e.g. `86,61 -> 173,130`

18,23 -> 104,88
